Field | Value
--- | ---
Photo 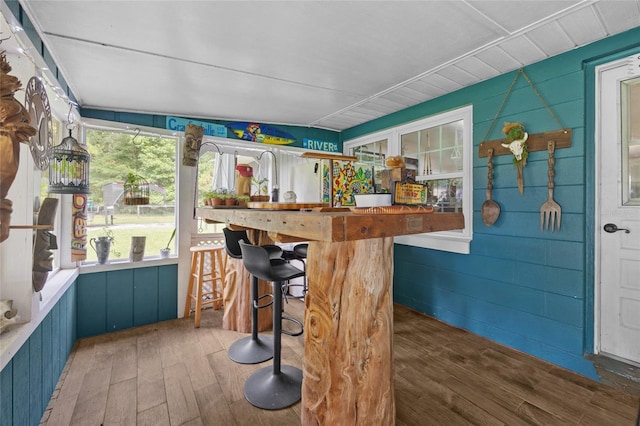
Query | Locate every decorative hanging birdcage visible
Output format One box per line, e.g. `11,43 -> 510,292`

123,173 -> 149,205
48,129 -> 91,194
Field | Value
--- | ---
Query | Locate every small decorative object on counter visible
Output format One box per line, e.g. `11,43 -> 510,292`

0,299 -> 20,334
385,156 -> 405,168
161,227 -> 176,258
235,164 -> 253,196
283,191 -> 297,203
129,236 -> 146,262
501,122 -> 528,195
90,235 -> 113,264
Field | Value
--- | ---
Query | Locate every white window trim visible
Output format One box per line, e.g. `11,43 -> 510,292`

79,119 -> 181,269
343,105 -> 473,254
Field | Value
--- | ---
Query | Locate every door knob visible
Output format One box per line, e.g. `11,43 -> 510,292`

603,223 -> 630,234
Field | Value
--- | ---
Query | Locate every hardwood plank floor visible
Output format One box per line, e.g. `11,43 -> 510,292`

41,299 -> 640,425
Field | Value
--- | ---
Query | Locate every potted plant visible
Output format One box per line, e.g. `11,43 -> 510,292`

202,190 -> 216,206
123,172 -> 149,205
212,188 -> 228,206
160,227 -> 176,258
237,195 -> 250,207
224,190 -> 238,206
251,177 -> 270,202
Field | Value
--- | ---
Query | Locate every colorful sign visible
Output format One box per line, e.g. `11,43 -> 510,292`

323,160 -> 374,207
166,116 -> 227,138
71,194 -> 87,261
303,138 -> 338,153
226,122 -> 296,145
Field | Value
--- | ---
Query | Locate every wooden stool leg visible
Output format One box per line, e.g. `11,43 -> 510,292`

214,249 -> 225,309
184,251 -> 197,318
194,251 -> 204,328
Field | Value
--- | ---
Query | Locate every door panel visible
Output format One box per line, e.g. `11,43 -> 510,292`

598,56 -> 640,364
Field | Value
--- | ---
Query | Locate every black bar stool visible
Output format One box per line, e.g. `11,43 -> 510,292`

239,241 -> 305,410
293,243 -> 308,297
223,228 -> 282,364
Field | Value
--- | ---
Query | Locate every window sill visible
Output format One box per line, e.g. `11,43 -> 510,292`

1,268 -> 78,371
394,233 -> 471,254
79,256 -> 178,274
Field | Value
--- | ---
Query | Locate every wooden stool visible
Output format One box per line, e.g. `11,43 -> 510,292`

184,245 -> 226,328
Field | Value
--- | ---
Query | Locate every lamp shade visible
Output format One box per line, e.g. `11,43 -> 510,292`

48,129 -> 90,194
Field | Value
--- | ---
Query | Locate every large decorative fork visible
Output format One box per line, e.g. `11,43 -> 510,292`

540,140 -> 561,231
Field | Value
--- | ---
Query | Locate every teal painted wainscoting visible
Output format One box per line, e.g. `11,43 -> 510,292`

0,283 -> 77,426
77,264 -> 178,338
344,26 -> 640,379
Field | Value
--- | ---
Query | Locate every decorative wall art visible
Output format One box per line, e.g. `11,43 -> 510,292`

71,194 -> 88,261
227,122 -> 296,145
0,46 -> 37,243
323,160 -> 374,207
183,123 -> 204,166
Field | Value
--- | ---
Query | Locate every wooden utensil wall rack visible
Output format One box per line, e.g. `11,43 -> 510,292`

477,68 -> 572,158
478,128 -> 572,158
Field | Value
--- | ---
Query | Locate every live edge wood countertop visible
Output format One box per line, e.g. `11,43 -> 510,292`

196,206 -> 464,425
195,207 -> 464,243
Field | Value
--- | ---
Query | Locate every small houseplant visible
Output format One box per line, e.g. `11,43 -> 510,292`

160,227 -> 176,258
123,173 -> 150,205
224,190 -> 238,206
251,177 -> 270,202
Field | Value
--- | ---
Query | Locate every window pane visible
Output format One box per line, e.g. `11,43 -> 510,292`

351,139 -> 387,192
622,77 -> 640,205
85,129 -> 177,262
429,178 -> 463,213
401,120 -> 463,176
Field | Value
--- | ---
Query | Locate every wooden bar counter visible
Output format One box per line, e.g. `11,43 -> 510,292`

196,206 -> 464,425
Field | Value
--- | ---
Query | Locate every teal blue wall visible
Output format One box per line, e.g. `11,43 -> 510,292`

0,264 -> 176,426
343,26 -> 640,379
77,264 -> 178,338
0,283 -> 76,426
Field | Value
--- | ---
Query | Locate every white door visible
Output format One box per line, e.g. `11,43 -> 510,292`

597,55 -> 640,364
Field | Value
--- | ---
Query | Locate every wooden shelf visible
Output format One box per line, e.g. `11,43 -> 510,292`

478,129 -> 571,158
301,152 -> 358,161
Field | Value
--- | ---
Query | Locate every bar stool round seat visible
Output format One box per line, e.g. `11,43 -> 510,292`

239,241 -> 306,410
223,228 -> 282,364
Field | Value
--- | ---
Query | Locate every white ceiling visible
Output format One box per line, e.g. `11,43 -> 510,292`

14,0 -> 640,131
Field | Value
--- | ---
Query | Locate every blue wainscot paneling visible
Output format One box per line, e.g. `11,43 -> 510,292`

0,282 -> 77,426
346,26 -> 640,379
77,264 -> 178,338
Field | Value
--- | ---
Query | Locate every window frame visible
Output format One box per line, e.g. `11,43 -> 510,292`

343,105 -> 473,254
79,119 -> 180,268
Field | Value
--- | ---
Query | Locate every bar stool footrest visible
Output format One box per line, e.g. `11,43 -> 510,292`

254,293 -> 274,310
244,365 -> 303,410
281,316 -> 304,337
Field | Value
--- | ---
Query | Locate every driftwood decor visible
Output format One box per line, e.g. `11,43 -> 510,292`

33,198 -> 59,292
478,128 -> 572,157
0,46 -> 37,243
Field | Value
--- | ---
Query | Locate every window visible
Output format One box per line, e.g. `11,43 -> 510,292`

84,124 -> 177,263
343,105 -> 473,254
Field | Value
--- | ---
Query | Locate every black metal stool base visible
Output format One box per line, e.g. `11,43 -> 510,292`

244,365 -> 303,410
228,335 -> 274,364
